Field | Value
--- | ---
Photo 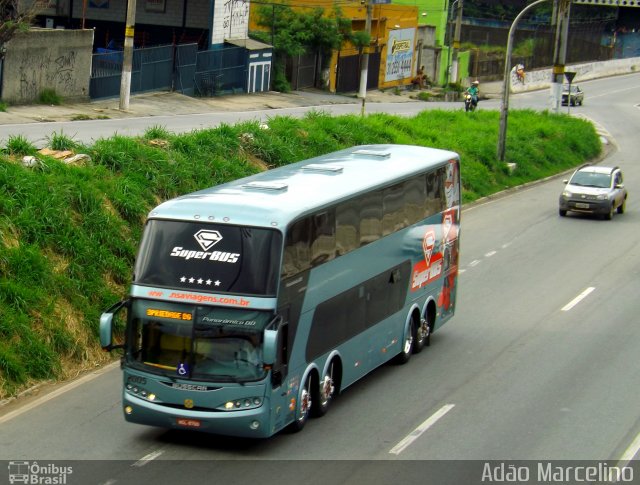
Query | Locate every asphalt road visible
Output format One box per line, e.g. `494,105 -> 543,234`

1,74 -> 639,485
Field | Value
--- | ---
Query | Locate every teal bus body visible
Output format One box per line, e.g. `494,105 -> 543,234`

100,144 -> 461,438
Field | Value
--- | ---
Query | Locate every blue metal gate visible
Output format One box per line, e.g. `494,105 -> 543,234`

174,44 -> 199,96
90,44 -> 250,99
194,46 -> 246,96
90,44 -> 175,99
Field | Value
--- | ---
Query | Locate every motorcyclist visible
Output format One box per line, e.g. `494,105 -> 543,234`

466,80 -> 479,108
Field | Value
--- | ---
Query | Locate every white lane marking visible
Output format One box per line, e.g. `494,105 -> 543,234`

0,361 -> 120,424
485,251 -> 497,258
99,480 -> 118,485
561,287 -> 595,312
469,260 -> 481,267
612,430 -> 640,483
132,450 -> 164,467
389,404 -> 455,455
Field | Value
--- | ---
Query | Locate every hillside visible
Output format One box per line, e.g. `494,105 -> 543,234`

0,109 -> 602,399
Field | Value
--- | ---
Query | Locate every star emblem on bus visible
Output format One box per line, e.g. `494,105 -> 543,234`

194,230 -> 223,251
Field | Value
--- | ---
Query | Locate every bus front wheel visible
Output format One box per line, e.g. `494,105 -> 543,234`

289,373 -> 313,432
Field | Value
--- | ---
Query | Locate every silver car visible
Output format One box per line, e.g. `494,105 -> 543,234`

559,165 -> 627,220
561,84 -> 584,106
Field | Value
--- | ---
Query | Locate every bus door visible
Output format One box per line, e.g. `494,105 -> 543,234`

265,313 -> 290,432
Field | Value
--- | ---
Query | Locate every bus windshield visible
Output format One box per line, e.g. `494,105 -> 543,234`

134,220 -> 282,296
128,300 -> 272,382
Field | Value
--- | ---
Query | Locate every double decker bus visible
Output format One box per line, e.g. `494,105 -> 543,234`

100,144 -> 461,438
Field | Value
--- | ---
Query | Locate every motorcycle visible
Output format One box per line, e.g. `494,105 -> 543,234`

464,93 -> 476,112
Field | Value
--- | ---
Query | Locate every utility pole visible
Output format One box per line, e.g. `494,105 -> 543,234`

450,0 -> 463,84
358,0 -> 373,115
497,0 -> 548,162
119,0 -> 137,111
550,0 -> 571,113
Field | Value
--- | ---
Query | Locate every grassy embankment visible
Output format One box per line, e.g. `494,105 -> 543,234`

0,109 -> 602,399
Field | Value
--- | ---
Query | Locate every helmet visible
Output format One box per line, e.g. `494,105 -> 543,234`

472,80 -> 479,85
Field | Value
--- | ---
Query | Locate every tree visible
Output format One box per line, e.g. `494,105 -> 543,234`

251,3 -> 356,92
1,0 -> 44,57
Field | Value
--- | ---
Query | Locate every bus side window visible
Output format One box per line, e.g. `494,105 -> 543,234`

360,191 -> 382,246
382,182 -> 406,236
283,219 -> 311,278
426,170 -> 445,216
310,211 -> 336,266
404,176 -> 427,224
336,200 -> 359,256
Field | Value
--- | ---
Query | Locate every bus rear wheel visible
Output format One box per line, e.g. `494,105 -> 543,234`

413,316 -> 429,354
314,362 -> 336,417
394,320 -> 414,364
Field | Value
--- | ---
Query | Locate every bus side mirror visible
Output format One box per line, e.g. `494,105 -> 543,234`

100,300 -> 128,351
263,329 -> 278,366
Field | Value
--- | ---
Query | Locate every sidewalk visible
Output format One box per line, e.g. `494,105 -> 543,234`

0,88 -> 421,126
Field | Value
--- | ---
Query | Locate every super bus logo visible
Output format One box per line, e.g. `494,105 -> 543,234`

170,230 -> 240,263
412,229 -> 443,291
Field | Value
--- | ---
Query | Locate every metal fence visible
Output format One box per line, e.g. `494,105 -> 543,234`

194,46 -> 246,96
90,45 -> 174,99
90,44 -> 248,99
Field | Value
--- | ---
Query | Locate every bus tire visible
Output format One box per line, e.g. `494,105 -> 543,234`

394,320 -> 414,365
289,373 -> 313,432
314,360 -> 337,417
413,316 -> 428,354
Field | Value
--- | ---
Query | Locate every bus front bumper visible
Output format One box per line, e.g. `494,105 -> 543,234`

123,393 -> 274,438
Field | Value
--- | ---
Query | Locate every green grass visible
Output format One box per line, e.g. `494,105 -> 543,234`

46,131 -> 80,151
0,108 -> 602,398
0,101 -> 7,112
3,135 -> 37,157
38,89 -> 63,106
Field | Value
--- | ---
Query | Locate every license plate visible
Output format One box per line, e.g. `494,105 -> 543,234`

575,202 -> 590,209
176,418 -> 201,428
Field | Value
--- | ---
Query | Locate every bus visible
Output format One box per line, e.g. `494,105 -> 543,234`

100,144 -> 461,438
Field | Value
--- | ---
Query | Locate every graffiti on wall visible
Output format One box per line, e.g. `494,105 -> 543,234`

18,51 -> 78,100
223,0 -> 249,34
385,28 -> 415,82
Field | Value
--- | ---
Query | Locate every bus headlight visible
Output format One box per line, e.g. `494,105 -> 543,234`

218,397 -> 263,411
126,385 -> 158,402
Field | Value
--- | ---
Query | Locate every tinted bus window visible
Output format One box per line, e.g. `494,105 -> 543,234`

426,169 -> 445,216
404,175 -> 426,224
283,218 -> 312,278
310,211 -> 336,266
134,220 -> 282,296
383,182 -> 406,236
336,199 -> 360,256
359,191 -> 383,246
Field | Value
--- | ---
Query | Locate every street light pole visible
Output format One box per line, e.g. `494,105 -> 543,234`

497,0 -> 548,162
550,0 -> 572,113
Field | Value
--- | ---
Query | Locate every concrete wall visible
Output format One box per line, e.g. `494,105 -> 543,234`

480,56 -> 640,97
2,29 -> 94,104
